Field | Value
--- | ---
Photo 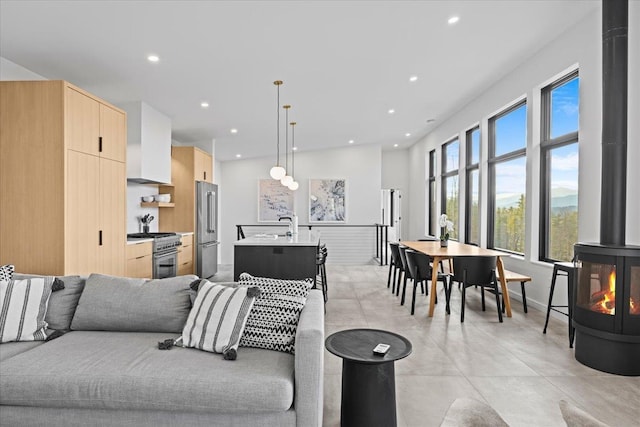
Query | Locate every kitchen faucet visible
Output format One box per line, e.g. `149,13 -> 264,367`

278,216 -> 293,236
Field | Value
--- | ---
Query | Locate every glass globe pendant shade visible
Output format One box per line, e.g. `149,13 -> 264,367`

270,165 -> 286,180
281,175 -> 293,186
288,181 -> 299,191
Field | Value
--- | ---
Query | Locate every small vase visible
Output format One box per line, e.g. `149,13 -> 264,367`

440,239 -> 448,248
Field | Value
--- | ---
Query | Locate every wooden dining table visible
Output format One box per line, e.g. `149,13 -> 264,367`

401,241 -> 513,318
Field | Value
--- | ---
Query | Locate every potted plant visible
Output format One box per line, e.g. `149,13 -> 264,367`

439,214 -> 454,247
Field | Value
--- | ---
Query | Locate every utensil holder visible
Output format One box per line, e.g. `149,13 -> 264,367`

143,225 -> 150,234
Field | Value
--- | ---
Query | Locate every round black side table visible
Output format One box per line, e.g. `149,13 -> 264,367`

325,328 -> 412,427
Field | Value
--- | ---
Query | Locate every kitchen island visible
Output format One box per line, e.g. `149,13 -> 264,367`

234,230 -> 320,281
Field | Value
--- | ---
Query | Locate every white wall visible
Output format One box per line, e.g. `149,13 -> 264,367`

126,183 -> 160,233
219,144 -> 382,264
382,148 -> 411,239
406,6 -> 640,315
0,57 -> 46,80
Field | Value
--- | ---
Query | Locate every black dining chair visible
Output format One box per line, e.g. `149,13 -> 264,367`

387,242 -> 403,294
316,244 -> 328,303
405,249 -> 450,315
398,245 -> 425,305
448,256 -> 503,323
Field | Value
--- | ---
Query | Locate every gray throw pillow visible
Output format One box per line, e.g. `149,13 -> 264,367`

71,273 -> 198,333
13,273 -> 85,331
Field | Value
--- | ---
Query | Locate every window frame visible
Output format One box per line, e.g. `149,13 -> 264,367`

487,100 -> 527,253
428,149 -> 436,236
465,126 -> 481,246
539,71 -> 579,262
441,138 -> 460,240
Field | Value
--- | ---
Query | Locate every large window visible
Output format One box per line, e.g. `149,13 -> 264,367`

428,150 -> 437,236
488,101 -> 527,254
465,127 -> 480,245
441,139 -> 459,240
540,72 -> 579,262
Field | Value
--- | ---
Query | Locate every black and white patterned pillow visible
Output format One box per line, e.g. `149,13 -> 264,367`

0,264 -> 15,281
238,273 -> 312,354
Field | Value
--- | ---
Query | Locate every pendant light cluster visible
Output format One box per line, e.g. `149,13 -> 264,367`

268,80 -> 299,191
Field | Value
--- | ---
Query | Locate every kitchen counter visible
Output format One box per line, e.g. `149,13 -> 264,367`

234,230 -> 320,247
233,230 -> 320,281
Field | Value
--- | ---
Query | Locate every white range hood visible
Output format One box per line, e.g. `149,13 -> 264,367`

120,101 -> 172,184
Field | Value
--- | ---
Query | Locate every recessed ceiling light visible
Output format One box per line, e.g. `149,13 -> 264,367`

409,76 -> 418,82
388,109 -> 395,114
405,133 -> 411,137
394,144 -> 399,148
147,55 -> 159,62
348,140 -> 354,144
293,146 -> 298,151
201,102 -> 209,108
235,154 -> 242,158
230,128 -> 238,134
448,16 -> 460,25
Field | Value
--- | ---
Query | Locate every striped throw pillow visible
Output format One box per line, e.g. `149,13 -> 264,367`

0,277 -> 54,343
182,281 -> 259,360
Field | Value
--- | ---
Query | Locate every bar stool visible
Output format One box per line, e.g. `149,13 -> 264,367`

543,261 -> 576,347
316,245 -> 328,303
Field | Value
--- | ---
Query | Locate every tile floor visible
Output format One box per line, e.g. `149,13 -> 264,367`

217,264 -> 640,426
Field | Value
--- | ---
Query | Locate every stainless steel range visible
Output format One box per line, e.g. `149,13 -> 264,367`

127,232 -> 182,279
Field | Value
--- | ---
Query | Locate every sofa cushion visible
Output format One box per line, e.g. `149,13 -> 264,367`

14,273 -> 85,331
0,331 -> 294,413
182,281 -> 258,360
0,277 -> 54,343
0,341 -> 43,362
238,273 -> 312,354
71,274 -> 198,333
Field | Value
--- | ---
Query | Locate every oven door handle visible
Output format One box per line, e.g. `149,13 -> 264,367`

154,251 -> 178,259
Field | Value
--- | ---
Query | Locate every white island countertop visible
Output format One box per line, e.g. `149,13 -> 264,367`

235,230 -> 320,247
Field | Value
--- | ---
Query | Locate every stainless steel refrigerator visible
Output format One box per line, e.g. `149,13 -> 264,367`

196,181 -> 219,278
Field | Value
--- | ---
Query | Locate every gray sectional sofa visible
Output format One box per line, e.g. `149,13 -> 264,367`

0,274 -> 324,427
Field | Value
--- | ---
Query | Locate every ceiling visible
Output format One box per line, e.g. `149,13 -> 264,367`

0,0 -> 599,162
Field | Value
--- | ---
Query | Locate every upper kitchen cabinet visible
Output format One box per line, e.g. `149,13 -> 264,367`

195,148 -> 213,183
0,80 -> 126,276
159,146 -> 213,233
66,86 -> 126,162
120,101 -> 172,184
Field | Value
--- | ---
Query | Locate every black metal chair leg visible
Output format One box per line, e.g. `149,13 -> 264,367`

521,281 -> 528,313
411,280 -> 418,315
543,265 -> 559,333
400,275 -> 408,305
396,271 -> 402,297
387,262 -> 393,288
461,285 -> 466,323
568,270 -> 575,348
481,286 -> 486,311
494,282 -> 503,323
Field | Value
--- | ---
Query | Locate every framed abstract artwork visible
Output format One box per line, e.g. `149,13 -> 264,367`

309,179 -> 346,222
258,179 -> 294,222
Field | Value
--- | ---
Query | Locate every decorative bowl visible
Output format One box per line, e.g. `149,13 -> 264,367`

155,194 -> 171,203
141,196 -> 154,203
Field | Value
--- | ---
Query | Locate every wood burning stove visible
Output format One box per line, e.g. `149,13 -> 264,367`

573,244 -> 640,375
571,0 -> 639,376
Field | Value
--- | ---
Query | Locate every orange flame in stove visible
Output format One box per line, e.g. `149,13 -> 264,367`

592,270 -> 616,314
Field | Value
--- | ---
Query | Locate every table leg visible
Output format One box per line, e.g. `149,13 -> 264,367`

341,360 -> 397,427
496,257 -> 512,317
428,256 -> 441,317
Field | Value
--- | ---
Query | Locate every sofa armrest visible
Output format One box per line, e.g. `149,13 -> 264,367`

294,289 -> 324,427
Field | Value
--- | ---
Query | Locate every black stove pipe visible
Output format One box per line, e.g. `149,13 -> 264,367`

600,0 -> 628,246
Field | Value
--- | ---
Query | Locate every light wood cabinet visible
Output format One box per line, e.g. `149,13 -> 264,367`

0,80 -> 126,276
178,234 -> 194,275
126,242 -> 153,278
159,146 -> 214,233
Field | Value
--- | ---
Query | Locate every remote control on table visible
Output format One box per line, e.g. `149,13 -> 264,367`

373,343 -> 390,356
